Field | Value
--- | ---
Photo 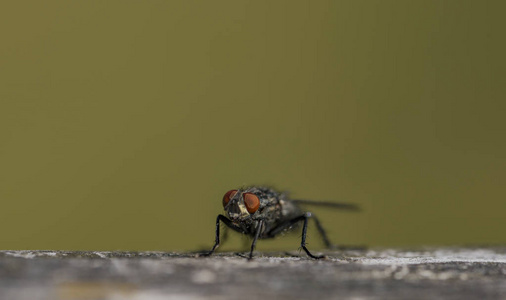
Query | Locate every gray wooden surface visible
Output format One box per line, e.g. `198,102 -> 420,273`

1,248 -> 505,299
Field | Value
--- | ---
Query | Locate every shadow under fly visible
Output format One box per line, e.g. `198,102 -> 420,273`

202,186 -> 360,259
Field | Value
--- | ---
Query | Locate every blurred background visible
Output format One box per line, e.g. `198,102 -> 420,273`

0,1 -> 505,251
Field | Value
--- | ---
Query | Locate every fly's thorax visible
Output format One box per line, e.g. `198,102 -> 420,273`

279,199 -> 303,219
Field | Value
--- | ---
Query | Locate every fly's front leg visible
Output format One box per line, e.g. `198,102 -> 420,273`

203,214 -> 245,257
248,220 -> 264,260
267,212 -> 325,259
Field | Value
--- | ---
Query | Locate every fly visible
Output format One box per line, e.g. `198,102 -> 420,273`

203,186 -> 360,259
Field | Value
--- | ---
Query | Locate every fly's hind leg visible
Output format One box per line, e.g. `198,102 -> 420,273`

311,214 -> 366,251
311,214 -> 332,248
299,213 -> 325,259
267,212 -> 325,259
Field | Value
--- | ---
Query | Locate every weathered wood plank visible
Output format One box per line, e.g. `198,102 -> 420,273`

1,248 -> 505,300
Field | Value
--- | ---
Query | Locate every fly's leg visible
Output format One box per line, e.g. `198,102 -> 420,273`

311,214 -> 332,248
300,213 -> 325,259
310,215 -> 365,250
203,214 -> 245,257
248,220 -> 264,260
267,212 -> 325,259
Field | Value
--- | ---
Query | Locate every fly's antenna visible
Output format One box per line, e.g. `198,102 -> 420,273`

291,200 -> 361,211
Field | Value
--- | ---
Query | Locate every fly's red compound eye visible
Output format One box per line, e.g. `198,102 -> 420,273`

223,190 -> 237,207
243,193 -> 260,214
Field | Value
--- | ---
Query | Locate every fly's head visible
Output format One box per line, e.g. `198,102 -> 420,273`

222,188 -> 267,225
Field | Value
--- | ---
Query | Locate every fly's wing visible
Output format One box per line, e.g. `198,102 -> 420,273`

291,199 -> 361,211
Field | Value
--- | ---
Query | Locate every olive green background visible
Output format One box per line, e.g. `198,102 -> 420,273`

1,1 -> 505,251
